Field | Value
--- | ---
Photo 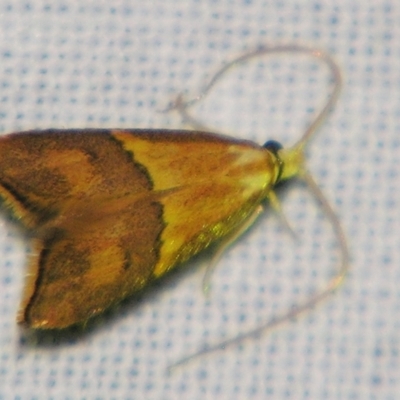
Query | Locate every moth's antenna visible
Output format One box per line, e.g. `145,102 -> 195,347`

167,45 -> 348,372
168,44 -> 342,143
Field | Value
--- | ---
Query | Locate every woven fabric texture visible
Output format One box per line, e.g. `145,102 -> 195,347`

0,1 -> 399,399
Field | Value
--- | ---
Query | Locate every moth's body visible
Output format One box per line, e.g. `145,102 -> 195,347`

0,129 -> 301,329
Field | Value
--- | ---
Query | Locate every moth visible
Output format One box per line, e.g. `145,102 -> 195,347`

0,46 -> 348,340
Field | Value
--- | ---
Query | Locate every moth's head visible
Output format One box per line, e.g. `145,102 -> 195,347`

277,144 -> 305,182
263,140 -> 305,183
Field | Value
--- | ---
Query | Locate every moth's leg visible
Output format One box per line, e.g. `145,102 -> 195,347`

268,190 -> 298,239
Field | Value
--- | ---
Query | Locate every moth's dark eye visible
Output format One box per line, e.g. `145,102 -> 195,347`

263,140 -> 283,154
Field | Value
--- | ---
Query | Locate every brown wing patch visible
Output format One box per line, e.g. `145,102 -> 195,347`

0,130 -> 153,228
20,196 -> 164,329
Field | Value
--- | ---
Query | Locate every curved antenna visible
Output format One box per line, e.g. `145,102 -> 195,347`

168,44 -> 342,147
167,45 -> 348,372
